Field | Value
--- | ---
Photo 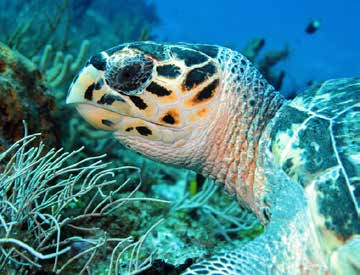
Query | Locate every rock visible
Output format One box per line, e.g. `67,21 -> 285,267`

0,42 -> 60,150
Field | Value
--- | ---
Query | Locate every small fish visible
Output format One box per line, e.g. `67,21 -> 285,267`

305,20 -> 321,34
189,174 -> 206,196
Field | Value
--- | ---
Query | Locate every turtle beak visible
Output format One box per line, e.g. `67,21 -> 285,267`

66,52 -> 108,105
66,64 -> 125,131
66,65 -> 101,105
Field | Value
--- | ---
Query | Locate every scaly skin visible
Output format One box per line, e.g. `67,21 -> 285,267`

67,42 -> 358,274
198,47 -> 284,217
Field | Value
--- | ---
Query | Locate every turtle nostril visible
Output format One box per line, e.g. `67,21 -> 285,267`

89,53 -> 107,71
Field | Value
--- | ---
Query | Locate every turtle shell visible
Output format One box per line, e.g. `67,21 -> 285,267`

269,78 -> 359,253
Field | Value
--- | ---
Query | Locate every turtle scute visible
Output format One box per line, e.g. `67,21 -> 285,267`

270,77 -> 359,249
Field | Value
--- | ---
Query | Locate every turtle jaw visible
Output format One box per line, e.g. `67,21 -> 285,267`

75,103 -> 125,131
66,64 -> 128,131
66,64 -> 101,105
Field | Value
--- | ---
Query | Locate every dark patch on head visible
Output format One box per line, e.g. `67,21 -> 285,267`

161,109 -> 180,125
193,79 -> 219,102
146,82 -> 172,97
128,42 -> 166,61
171,47 -> 208,66
97,94 -> 125,105
125,127 -> 133,132
136,126 -> 152,136
162,114 -> 176,125
129,95 -> 147,110
89,53 -> 107,71
101,119 -> 113,127
241,59 -> 247,65
84,83 -> 95,100
184,62 -> 217,90
94,79 -> 104,90
156,64 -> 181,78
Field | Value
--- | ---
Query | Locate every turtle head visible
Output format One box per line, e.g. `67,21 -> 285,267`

67,42 -> 223,167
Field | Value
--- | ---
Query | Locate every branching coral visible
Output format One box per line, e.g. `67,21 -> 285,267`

242,37 -> 289,91
0,0 -> 159,62
0,131 -> 170,273
33,40 -> 90,93
0,0 -> 160,159
0,0 -> 71,57
173,180 -> 261,243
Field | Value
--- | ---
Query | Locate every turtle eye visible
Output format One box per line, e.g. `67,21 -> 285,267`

105,54 -> 154,95
117,64 -> 140,83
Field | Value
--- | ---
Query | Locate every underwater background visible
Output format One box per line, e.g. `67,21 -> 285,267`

0,0 -> 358,274
155,0 -> 360,96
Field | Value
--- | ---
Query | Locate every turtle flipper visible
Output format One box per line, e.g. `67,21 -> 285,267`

183,242 -> 272,274
184,159 -> 328,274
183,222 -> 326,274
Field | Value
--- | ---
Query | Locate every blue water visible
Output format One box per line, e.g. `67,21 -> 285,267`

153,0 -> 360,92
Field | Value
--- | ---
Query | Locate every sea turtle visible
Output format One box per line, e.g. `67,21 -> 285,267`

66,42 -> 359,274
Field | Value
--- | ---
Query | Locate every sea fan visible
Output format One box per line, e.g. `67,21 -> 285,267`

0,131 -> 168,273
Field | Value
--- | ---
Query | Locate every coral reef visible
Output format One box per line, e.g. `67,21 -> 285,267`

145,179 -> 262,268
32,40 -> 90,96
0,0 -> 158,60
0,1 -> 71,57
0,42 -> 60,150
0,132 -> 262,274
0,0 -> 159,159
0,133 -> 169,273
242,37 -> 289,91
